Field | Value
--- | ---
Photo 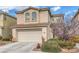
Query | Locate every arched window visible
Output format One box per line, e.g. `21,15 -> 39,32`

25,13 -> 30,21
32,12 -> 37,21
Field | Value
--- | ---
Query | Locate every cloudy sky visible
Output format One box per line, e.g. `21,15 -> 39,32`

0,6 -> 79,22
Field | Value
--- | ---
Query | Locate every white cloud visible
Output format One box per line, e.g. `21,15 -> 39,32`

0,6 -> 16,12
65,11 -> 71,16
65,9 -> 77,16
0,6 -> 29,13
32,6 -> 40,8
64,9 -> 77,22
51,6 -> 61,12
0,6 -> 16,10
15,6 -> 29,11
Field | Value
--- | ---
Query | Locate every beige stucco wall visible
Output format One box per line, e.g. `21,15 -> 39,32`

48,26 -> 53,39
0,14 -> 4,26
12,29 -> 17,41
78,14 -> 79,21
42,27 -> 48,41
2,14 -> 16,39
0,27 -> 2,36
0,14 -> 16,27
17,13 -> 25,24
17,9 -> 49,24
77,14 -> 79,21
4,15 -> 16,27
39,11 -> 49,23
0,13 -> 17,39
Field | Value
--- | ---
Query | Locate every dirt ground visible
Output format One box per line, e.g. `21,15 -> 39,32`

0,40 -> 12,46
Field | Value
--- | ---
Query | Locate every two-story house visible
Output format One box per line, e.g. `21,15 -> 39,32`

0,11 -> 16,40
12,7 -> 64,44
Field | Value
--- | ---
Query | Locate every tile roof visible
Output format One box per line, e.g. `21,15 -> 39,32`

16,7 -> 50,14
51,14 -> 64,17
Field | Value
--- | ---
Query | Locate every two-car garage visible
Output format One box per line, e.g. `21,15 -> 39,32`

17,29 -> 42,43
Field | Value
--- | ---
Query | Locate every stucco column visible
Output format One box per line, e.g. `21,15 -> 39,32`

12,28 -> 17,42
42,27 -> 47,42
0,27 -> 2,36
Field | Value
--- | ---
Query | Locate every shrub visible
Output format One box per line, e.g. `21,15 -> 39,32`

41,39 -> 61,53
57,40 -> 65,47
59,40 -> 75,49
56,38 -> 75,49
41,38 -> 75,52
58,37 -> 64,41
0,36 -> 2,40
70,35 -> 79,43
2,38 -> 11,41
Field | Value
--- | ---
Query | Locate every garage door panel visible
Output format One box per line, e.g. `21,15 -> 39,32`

17,30 -> 42,42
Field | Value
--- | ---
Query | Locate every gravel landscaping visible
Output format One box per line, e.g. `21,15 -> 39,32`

61,48 -> 79,53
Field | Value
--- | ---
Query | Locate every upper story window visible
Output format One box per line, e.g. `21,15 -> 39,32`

32,12 -> 37,21
25,13 -> 30,21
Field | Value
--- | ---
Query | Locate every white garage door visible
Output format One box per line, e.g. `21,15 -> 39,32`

17,29 -> 42,43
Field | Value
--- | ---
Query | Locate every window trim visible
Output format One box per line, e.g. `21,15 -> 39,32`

25,12 -> 30,22
32,12 -> 37,21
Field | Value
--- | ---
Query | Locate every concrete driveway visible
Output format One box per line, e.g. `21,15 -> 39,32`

0,42 -> 37,53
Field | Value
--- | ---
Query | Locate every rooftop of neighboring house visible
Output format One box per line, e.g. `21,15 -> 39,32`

51,14 -> 64,17
0,10 -> 16,19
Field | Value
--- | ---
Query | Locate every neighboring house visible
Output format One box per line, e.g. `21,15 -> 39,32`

68,9 -> 79,37
12,7 -> 64,44
0,11 -> 16,40
50,14 -> 64,38
51,14 -> 64,24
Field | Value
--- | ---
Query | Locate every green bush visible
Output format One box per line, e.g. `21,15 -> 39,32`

41,39 -> 61,53
59,40 -> 75,49
65,41 -> 75,49
55,38 -> 75,49
2,38 -> 11,41
57,40 -> 65,47
58,37 -> 64,41
70,35 -> 79,43
41,38 -> 76,52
